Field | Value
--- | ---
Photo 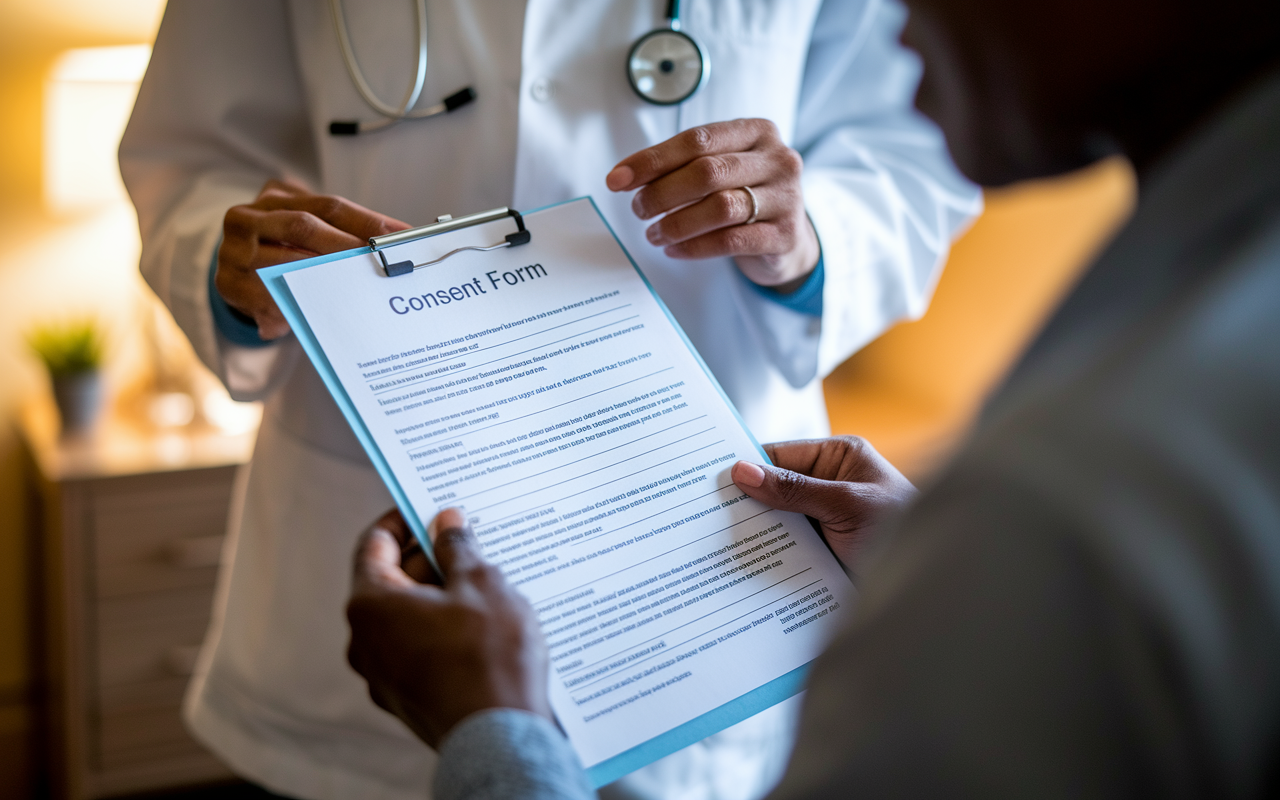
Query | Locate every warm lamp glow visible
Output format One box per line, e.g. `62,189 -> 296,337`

43,44 -> 151,214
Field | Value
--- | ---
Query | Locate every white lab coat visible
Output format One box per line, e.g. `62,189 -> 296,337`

120,2 -> 979,799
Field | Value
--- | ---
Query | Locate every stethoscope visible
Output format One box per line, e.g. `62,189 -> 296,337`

328,0 -> 709,136
327,0 -> 475,135
628,0 -> 709,105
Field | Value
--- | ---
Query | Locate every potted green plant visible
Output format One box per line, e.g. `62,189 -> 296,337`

28,319 -> 106,434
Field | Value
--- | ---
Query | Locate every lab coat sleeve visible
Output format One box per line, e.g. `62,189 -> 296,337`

119,0 -> 318,401
735,0 -> 982,387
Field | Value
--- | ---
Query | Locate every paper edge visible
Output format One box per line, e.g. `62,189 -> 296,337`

258,249 -> 433,552
585,663 -> 809,787
576,196 -> 775,468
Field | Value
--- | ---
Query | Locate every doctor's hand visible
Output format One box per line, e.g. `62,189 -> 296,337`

607,119 -> 820,293
217,179 -> 410,340
732,437 -> 918,574
346,508 -> 553,750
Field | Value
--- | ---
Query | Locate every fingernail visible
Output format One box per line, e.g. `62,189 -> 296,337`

734,461 -> 766,488
606,165 -> 634,191
646,225 -> 665,245
631,193 -> 649,219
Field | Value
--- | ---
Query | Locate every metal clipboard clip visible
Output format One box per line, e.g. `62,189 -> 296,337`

369,207 -> 532,278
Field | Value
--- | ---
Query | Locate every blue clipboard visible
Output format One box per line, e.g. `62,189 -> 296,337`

258,196 -> 811,787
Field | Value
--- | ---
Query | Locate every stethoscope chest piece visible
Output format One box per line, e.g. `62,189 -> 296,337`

628,24 -> 707,105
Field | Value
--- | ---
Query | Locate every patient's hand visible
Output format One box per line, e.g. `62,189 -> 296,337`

346,508 -> 552,749
732,437 -> 917,574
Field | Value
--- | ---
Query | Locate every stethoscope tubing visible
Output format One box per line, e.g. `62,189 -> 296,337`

330,0 -> 427,120
331,0 -> 707,135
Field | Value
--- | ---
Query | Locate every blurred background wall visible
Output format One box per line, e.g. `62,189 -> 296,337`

826,158 -> 1134,477
0,2 -> 167,794
0,1 -> 1134,795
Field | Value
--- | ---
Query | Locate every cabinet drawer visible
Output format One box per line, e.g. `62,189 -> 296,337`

93,588 -> 222,777
97,704 -> 210,771
92,472 -> 235,598
98,676 -> 190,716
96,588 -> 213,688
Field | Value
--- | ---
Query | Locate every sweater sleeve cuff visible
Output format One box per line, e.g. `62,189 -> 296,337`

749,256 -> 825,317
207,241 -> 272,348
435,709 -> 596,800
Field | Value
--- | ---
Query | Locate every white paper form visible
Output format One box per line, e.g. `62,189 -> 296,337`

274,198 -> 855,783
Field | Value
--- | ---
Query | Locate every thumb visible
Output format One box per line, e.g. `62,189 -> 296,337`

731,460 -> 861,529
428,507 -> 488,585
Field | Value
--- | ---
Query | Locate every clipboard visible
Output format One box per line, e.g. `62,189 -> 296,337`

370,206 -> 531,277
258,198 -> 761,553
259,204 -> 540,552
257,197 -> 846,787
